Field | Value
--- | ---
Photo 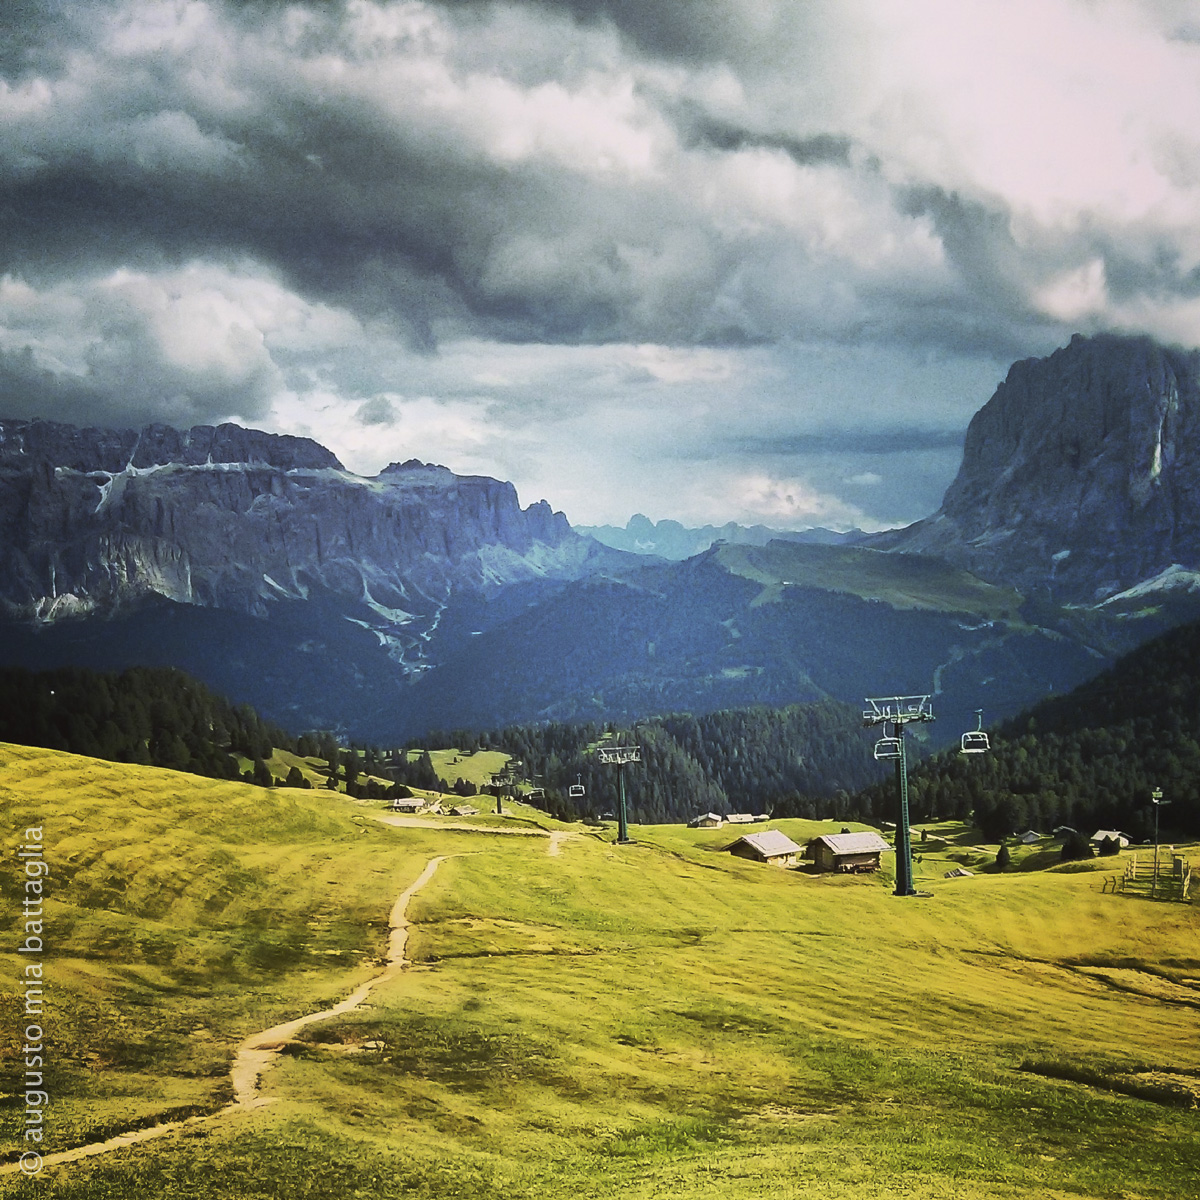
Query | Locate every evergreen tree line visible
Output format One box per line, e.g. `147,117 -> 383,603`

0,666 -> 468,799
854,619 -> 1200,840
411,701 -> 886,824
0,665 -> 297,784
324,745 -> 443,799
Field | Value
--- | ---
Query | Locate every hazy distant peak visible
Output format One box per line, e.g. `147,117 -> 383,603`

574,514 -> 866,560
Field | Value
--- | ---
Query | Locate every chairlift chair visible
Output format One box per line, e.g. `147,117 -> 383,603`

874,736 -> 903,761
568,783 -> 586,798
960,709 -> 990,755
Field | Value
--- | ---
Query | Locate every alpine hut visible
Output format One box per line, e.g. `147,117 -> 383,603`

388,797 -> 426,814
729,830 -> 803,868
808,831 -> 891,874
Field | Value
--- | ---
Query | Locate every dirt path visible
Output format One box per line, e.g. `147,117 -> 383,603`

229,853 -> 449,1106
1,855 -> 450,1177
371,813 -> 582,857
371,813 -> 546,835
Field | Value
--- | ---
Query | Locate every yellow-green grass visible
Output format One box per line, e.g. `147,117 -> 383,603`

3,746 -> 1198,1199
421,748 -> 513,790
714,541 -> 1025,618
233,748 -> 398,794
0,743 -> 456,1151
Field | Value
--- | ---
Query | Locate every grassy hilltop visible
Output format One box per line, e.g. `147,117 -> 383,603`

1,744 -> 1198,1199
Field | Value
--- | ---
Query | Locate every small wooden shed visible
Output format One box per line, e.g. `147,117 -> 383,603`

688,812 -> 723,828
729,830 -> 803,868
1091,829 -> 1131,849
808,831 -> 891,874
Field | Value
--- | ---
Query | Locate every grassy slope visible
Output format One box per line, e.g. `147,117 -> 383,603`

422,749 -> 512,789
2,745 -> 1198,1199
715,541 -> 1025,617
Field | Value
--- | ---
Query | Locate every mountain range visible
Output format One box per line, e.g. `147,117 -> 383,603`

3,333 -> 1200,743
574,513 -> 862,560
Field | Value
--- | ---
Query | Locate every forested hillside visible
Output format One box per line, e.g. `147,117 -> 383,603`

855,620 -> 1200,839
0,666 -> 298,784
422,701 -> 887,823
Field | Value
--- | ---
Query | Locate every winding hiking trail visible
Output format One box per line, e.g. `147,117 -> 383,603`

1,855 -> 450,1177
229,853 -> 449,1106
371,811 -> 582,857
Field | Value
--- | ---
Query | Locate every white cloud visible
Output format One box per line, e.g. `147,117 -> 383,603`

1034,259 -> 1109,324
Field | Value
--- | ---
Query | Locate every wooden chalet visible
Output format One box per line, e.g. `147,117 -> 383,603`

450,805 -> 480,817
388,797 -> 426,813
688,812 -> 723,828
728,830 -> 803,867
1091,829 -> 1131,849
807,831 -> 891,874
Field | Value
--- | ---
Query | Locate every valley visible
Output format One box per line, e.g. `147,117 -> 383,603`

8,333 -> 1200,747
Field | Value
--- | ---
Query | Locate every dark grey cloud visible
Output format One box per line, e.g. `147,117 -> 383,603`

0,0 -> 1025,361
437,0 -> 764,65
1,0 -> 1199,529
732,429 -> 967,457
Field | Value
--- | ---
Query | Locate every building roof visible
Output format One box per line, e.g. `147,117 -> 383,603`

725,813 -> 759,824
944,866 -> 975,878
811,831 -> 891,856
733,830 -> 803,859
688,812 -> 723,825
1091,829 -> 1130,843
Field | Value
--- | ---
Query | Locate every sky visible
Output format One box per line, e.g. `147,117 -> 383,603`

3,1 -> 1200,530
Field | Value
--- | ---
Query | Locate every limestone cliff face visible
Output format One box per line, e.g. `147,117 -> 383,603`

0,418 -> 584,624
885,334 -> 1200,602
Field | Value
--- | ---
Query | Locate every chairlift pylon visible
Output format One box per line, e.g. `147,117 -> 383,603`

961,709 -> 990,755
874,736 -> 903,761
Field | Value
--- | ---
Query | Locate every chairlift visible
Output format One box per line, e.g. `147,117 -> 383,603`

874,736 -> 903,761
961,709 -> 990,755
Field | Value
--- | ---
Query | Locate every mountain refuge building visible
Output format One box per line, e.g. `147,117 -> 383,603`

807,831 -> 891,874
728,830 -> 803,867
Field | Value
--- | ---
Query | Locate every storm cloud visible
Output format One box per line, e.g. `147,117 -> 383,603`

2,0 -> 1199,527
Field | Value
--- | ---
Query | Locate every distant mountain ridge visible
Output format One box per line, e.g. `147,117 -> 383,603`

0,417 -> 608,651
575,512 -> 863,560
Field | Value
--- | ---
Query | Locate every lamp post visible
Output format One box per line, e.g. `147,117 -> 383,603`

1150,787 -> 1169,897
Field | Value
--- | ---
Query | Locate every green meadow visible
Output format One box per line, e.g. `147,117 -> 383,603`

1,743 -> 1197,1198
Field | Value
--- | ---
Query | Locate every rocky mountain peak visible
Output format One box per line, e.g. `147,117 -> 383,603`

883,333 -> 1200,602
0,417 -> 343,473
0,417 -> 590,635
